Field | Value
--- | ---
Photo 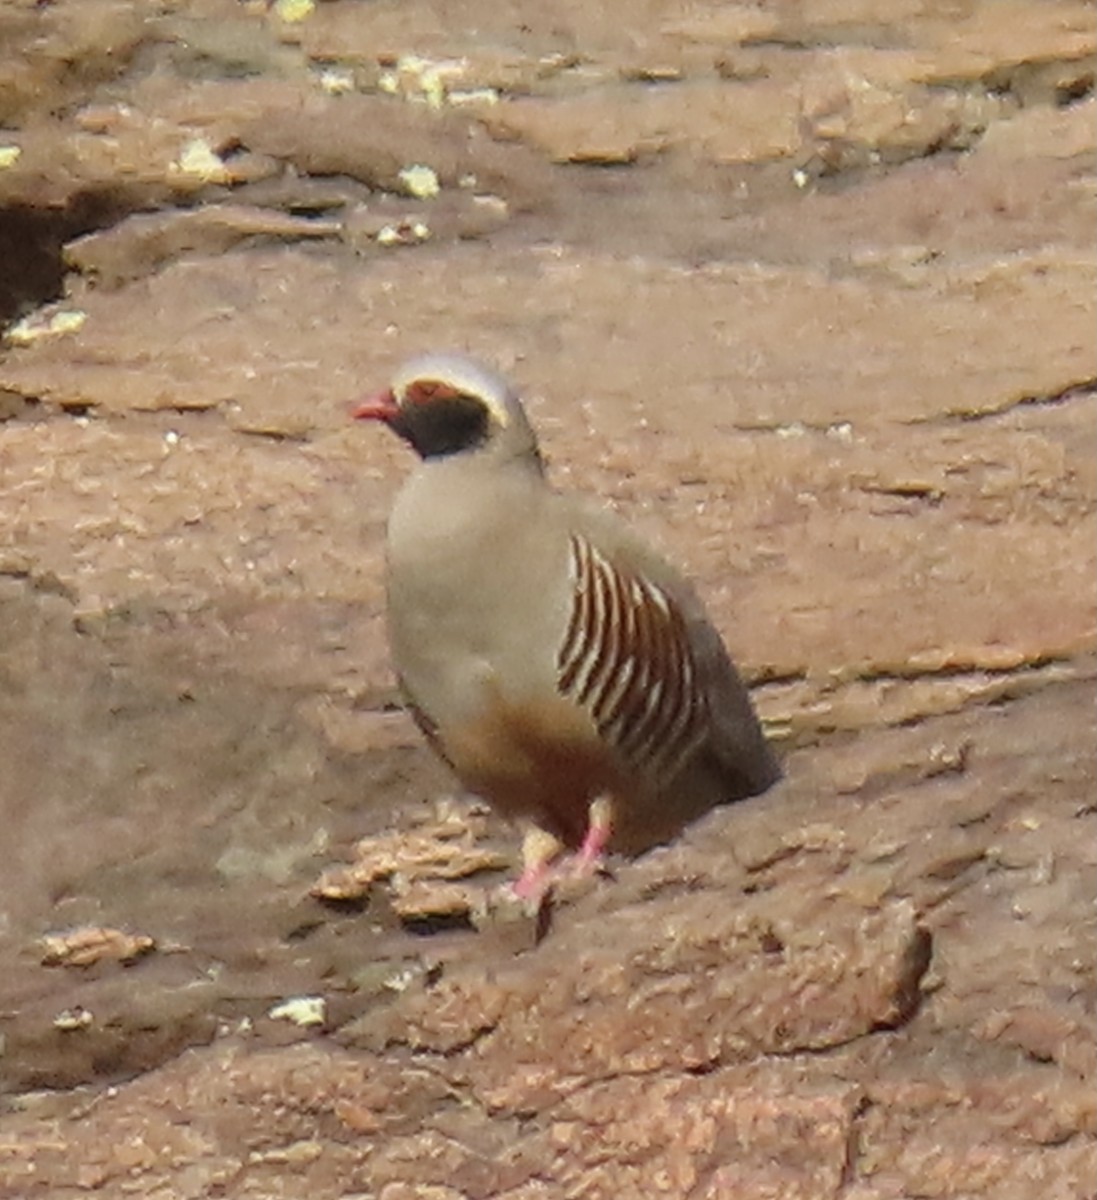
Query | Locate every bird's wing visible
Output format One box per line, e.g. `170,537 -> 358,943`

558,499 -> 780,797
554,530 -> 709,785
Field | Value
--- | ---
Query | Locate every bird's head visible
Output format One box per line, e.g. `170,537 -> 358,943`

354,353 -> 539,463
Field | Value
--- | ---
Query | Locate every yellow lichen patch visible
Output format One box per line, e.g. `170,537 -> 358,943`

6,309 -> 88,347
397,164 -> 441,199
273,0 -> 314,22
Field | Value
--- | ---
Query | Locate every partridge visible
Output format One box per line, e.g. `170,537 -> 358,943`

355,353 -> 779,896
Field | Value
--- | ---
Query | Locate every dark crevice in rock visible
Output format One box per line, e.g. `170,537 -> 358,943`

854,481 -> 944,505
233,426 -> 314,444
839,1093 -> 875,1192
0,388 -> 41,421
401,911 -> 478,936
0,191 -> 142,328
898,379 -> 1097,426
751,668 -> 811,686
956,379 -> 1097,423
681,1059 -> 721,1077
0,207 -> 75,328
865,924 -> 933,1033
914,865 -> 993,914
1055,74 -> 1096,105
982,58 -> 1096,108
0,564 -> 78,604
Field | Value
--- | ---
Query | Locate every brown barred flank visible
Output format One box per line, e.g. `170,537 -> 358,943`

557,535 -> 707,782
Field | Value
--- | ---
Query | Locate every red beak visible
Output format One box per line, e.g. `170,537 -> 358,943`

352,388 -> 400,421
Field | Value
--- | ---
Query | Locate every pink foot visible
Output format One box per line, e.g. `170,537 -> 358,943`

573,824 -> 610,874
512,861 -> 553,902
569,800 -> 614,880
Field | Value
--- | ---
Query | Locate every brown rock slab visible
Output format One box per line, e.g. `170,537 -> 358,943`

349,894 -> 930,1101
63,205 -> 342,289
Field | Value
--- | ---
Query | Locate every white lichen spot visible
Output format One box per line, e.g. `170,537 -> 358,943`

448,87 -> 500,107
792,168 -> 810,189
382,967 -> 419,993
268,996 -> 326,1027
397,164 -> 440,199
54,1007 -> 94,1032
376,220 -> 431,247
317,67 -> 355,95
174,138 -> 230,183
472,194 -> 509,217
386,54 -> 468,109
0,145 -> 21,169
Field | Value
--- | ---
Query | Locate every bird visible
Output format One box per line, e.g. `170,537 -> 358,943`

354,353 -> 780,898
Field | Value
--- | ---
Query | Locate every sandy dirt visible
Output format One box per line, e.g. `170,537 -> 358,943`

0,0 -> 1094,1196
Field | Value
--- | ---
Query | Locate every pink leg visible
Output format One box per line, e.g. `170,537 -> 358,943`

573,796 -> 614,875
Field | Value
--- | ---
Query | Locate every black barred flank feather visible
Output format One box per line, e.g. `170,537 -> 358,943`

557,534 -> 707,783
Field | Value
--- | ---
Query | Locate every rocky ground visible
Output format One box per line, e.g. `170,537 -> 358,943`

0,0 -> 1094,1196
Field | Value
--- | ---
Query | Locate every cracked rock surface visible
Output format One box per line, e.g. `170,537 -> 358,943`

0,0 -> 1094,1196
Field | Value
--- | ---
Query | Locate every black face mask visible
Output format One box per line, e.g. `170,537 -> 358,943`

390,394 -> 492,460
